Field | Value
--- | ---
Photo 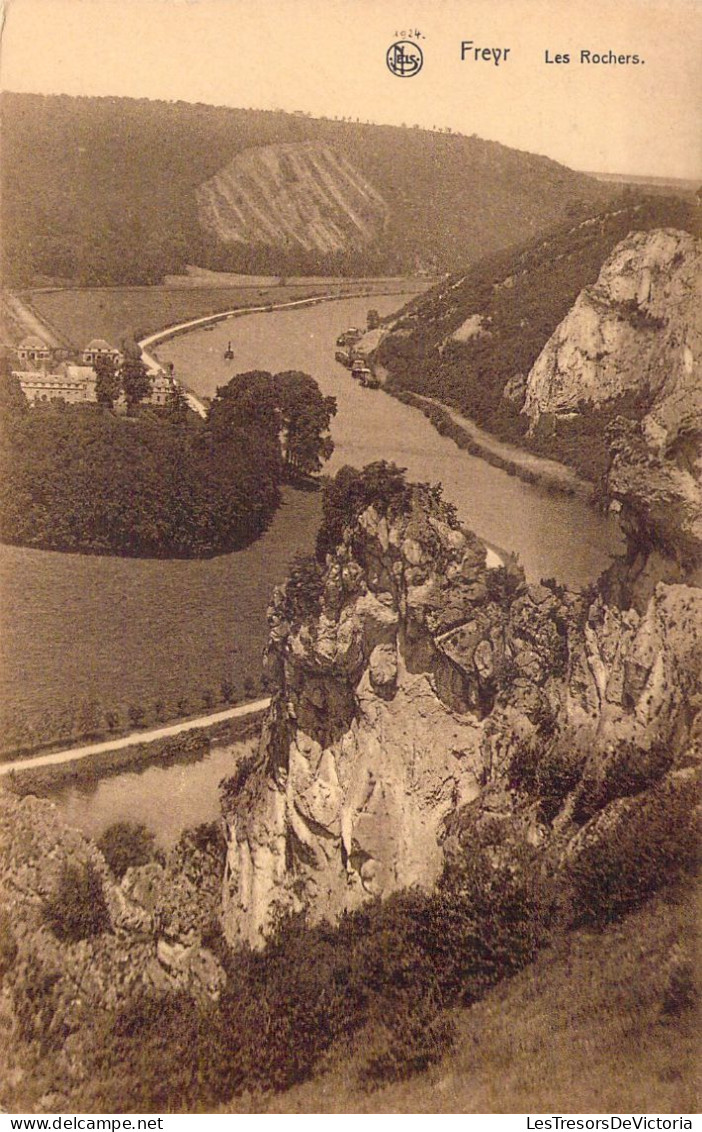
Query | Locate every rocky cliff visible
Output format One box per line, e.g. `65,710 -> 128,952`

0,797 -> 226,1104
221,480 -> 701,947
523,229 -> 701,423
523,229 -> 702,568
197,141 -> 389,255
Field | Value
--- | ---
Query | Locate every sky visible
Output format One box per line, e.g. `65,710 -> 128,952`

1,0 -> 700,180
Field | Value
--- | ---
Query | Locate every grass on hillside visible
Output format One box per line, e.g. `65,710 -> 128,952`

22,280 -> 424,352
0,485 -> 321,757
239,879 -> 699,1114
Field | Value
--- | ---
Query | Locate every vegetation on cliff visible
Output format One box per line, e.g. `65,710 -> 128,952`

375,194 -> 699,481
1,462 -> 699,1112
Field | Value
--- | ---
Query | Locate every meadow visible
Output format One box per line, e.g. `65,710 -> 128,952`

0,485 -> 321,756
23,278 -> 423,351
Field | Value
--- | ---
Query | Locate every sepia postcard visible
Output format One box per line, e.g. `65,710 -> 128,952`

0,0 -> 700,1119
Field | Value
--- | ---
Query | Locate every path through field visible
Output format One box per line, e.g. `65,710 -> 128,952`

0,697 -> 270,776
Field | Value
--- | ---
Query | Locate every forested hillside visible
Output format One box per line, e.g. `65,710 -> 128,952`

1,92 -> 614,285
375,193 -> 700,480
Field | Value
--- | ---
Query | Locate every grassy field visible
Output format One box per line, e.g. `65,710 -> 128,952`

21,279 -> 426,351
238,879 -> 699,1114
0,485 -> 321,754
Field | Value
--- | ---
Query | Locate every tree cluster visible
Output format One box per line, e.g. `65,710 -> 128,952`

0,369 -> 334,558
209,369 -> 336,479
94,351 -> 153,414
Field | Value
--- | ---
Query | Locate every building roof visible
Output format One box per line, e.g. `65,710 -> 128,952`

18,335 -> 51,351
84,338 -> 114,351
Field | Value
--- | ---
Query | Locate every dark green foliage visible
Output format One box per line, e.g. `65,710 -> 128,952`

535,742 -> 586,823
361,994 -> 456,1088
93,355 -> 120,407
79,842 -> 542,1108
13,968 -> 65,1052
564,777 -> 699,927
0,396 -> 281,557
0,366 -> 334,562
176,820 -> 227,865
221,751 -> 260,802
281,554 -> 325,624
572,740 -> 673,824
43,861 -> 110,942
376,194 -> 699,481
1,92 -> 612,286
208,369 -> 336,480
662,956 -> 697,1017
0,908 -> 18,975
316,461 -> 412,560
613,298 -> 666,332
119,357 -> 152,414
97,822 -> 159,879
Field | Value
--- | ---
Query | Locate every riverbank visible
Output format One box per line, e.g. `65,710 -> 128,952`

0,701 -> 267,795
389,390 -> 593,500
24,277 -> 430,356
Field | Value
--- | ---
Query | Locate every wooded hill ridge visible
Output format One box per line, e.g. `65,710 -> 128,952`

1,92 -> 614,286
375,193 -> 700,482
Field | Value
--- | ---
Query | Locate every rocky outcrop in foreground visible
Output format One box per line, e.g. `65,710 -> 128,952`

221,483 -> 701,947
0,796 -> 226,1101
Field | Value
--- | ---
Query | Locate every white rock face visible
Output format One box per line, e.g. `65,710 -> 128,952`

523,229 -> 701,424
220,485 -> 702,948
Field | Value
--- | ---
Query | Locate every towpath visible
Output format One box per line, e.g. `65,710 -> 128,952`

412,394 -> 592,497
0,698 -> 270,777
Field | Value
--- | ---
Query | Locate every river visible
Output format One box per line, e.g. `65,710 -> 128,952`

157,293 -> 624,586
45,290 -> 624,845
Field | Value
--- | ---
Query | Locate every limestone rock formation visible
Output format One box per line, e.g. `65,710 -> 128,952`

0,794 -> 225,1096
197,141 -> 388,256
523,228 -> 701,424
221,482 -> 701,947
523,228 -> 701,569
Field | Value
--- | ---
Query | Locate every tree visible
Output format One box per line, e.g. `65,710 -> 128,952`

98,822 -> 159,879
275,370 -> 336,477
120,357 -> 152,414
94,354 -> 120,408
208,371 -> 281,445
165,380 -> 191,422
207,369 -> 336,479
43,861 -> 110,942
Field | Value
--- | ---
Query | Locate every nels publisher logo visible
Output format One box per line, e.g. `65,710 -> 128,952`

386,38 -> 423,77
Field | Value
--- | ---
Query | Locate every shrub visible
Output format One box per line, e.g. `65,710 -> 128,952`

572,740 -> 672,824
0,908 -> 18,975
564,776 -> 699,927
43,860 -> 110,942
535,740 -> 585,822
97,822 -> 159,879
13,967 -> 65,1051
281,554 -> 325,624
360,992 -> 456,1088
662,954 -> 697,1017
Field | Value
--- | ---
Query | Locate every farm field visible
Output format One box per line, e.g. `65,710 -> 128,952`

0,484 -> 322,755
21,278 -> 428,350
